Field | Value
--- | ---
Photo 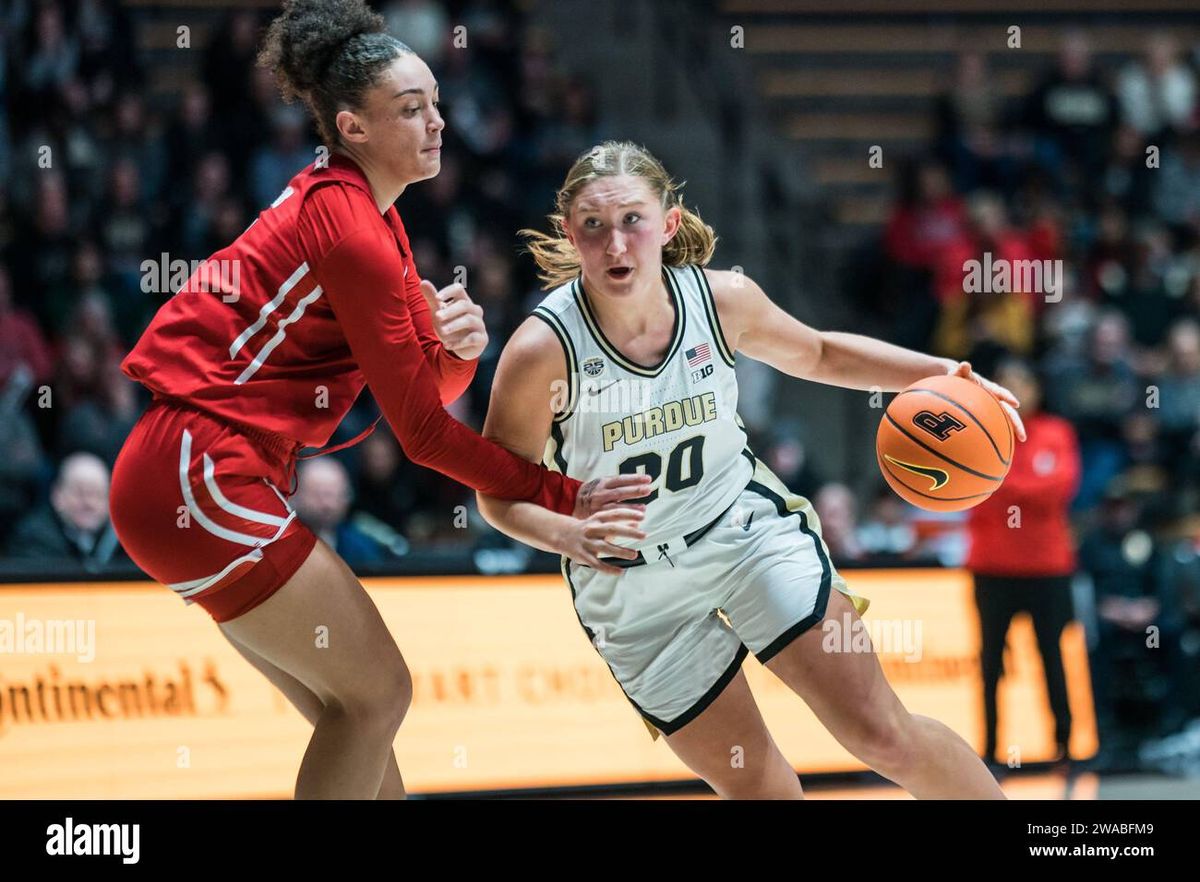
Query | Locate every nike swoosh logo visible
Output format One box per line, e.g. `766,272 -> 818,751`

883,454 -> 949,490
741,511 -> 753,532
587,381 -> 619,395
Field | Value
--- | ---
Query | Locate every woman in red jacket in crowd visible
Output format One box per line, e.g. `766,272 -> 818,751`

966,357 -> 1082,768
108,0 -> 648,798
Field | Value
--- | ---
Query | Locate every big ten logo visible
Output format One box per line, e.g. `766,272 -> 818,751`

691,363 -> 715,384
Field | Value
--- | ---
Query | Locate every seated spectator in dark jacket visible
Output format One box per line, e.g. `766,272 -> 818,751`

292,458 -> 394,569
5,451 -> 126,571
1043,310 -> 1140,510
1022,30 -> 1119,202
1079,477 -> 1191,769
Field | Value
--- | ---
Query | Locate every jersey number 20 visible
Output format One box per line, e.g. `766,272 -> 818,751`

618,436 -> 705,504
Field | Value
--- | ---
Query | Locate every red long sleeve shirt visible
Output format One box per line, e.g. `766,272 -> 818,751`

966,412 -> 1081,577
121,153 -> 579,514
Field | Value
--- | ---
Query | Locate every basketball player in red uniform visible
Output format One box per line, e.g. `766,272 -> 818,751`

109,0 -> 649,799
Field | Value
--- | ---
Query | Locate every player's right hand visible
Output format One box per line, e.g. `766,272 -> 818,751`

572,474 -> 653,519
561,508 -> 648,575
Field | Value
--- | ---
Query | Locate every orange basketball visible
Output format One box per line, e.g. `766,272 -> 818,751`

876,374 -> 1013,512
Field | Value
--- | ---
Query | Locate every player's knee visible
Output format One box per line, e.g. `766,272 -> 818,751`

335,664 -> 413,735
847,709 -> 912,772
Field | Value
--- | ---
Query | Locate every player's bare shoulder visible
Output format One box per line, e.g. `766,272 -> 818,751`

497,315 -> 569,386
701,267 -> 766,351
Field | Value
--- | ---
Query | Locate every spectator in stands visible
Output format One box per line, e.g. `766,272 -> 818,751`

814,483 -> 866,565
54,296 -> 139,464
382,0 -> 450,70
95,157 -> 156,297
1043,310 -> 1140,510
1023,30 -> 1119,203
293,458 -> 393,569
1080,476 -> 1190,770
0,263 -> 53,387
172,150 -> 234,258
1101,125 -> 1157,219
931,191 -> 1037,364
163,83 -> 223,203
1083,201 -> 1138,302
884,158 -> 968,273
248,104 -> 318,211
0,264 -> 49,545
10,172 -> 74,320
1117,33 -> 1197,141
934,50 -> 1019,195
201,10 -> 263,133
354,429 -> 417,537
1153,130 -> 1200,230
4,451 -> 126,572
1154,318 -> 1200,484
21,2 -> 77,106
966,358 -> 1081,768
857,484 -> 920,564
103,90 -> 166,212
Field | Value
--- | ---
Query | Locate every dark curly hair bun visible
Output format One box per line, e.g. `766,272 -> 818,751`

259,0 -> 412,145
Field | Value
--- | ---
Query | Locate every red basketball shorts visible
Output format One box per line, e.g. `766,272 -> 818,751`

110,396 -> 318,623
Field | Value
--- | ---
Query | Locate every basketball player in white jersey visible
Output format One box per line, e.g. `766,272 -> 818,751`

476,141 -> 1025,799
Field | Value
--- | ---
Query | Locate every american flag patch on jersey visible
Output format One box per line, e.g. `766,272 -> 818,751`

685,343 -> 711,367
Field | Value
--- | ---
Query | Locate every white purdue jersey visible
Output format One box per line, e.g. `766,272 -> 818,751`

532,264 -> 754,556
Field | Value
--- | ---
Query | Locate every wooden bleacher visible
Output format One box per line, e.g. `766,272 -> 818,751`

717,1 -> 1200,230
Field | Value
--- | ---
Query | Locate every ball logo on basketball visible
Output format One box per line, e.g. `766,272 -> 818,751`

876,375 -> 1014,512
912,410 -> 967,441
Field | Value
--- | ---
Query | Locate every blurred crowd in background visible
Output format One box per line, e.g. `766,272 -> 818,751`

833,28 -> 1200,771
3,2 -> 1200,772
0,0 -> 610,566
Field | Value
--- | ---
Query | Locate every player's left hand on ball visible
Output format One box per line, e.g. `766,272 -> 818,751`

949,360 -> 1027,443
572,474 -> 654,519
420,279 -> 488,361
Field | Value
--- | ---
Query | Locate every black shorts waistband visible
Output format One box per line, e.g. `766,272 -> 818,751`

597,447 -> 758,570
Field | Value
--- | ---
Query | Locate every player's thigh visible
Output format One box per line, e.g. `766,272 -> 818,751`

220,627 -> 325,726
663,669 -> 802,798
764,589 -> 910,766
219,536 -> 411,718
